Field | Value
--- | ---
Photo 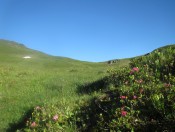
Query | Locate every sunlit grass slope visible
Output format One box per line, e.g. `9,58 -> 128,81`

0,39 -> 130,131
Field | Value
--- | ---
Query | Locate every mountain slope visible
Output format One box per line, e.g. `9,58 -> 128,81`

0,39 -> 81,64
0,40 -> 108,70
0,39 -> 131,72
1,39 -> 174,131
0,40 -> 130,132
0,39 -> 118,131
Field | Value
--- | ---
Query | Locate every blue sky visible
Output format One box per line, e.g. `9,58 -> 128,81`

0,0 -> 175,62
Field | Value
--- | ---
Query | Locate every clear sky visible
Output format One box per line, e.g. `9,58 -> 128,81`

0,0 -> 175,62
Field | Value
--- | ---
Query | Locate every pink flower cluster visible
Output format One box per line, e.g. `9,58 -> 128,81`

130,67 -> 139,74
53,114 -> 59,121
120,96 -> 127,99
120,95 -> 137,100
120,106 -> 127,116
121,110 -> 127,116
31,122 -> 37,128
133,95 -> 137,99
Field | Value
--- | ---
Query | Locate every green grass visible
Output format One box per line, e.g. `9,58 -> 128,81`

2,40 -> 173,131
0,40 -> 129,131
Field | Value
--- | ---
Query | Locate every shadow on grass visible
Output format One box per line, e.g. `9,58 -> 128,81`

137,121 -> 175,132
76,77 -> 108,94
76,77 -> 175,131
6,108 -> 33,132
76,89 -> 175,131
75,90 -> 121,131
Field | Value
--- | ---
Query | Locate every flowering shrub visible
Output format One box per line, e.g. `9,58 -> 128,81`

18,45 -> 175,131
75,46 -> 175,131
21,104 -> 75,131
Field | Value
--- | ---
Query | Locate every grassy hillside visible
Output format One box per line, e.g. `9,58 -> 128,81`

0,40 -> 130,131
19,43 -> 174,132
1,39 -> 174,131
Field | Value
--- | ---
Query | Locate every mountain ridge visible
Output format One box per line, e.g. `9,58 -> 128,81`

0,39 -> 175,64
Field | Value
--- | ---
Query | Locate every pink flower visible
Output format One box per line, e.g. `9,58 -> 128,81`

133,95 -> 137,99
120,96 -> 127,99
31,122 -> 37,128
133,67 -> 139,72
121,110 -> 127,116
130,67 -> 139,74
53,114 -> 58,121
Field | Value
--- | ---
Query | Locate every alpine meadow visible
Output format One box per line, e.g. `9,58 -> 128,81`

0,39 -> 175,131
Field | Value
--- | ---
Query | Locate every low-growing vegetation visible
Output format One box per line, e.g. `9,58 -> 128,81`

16,45 -> 175,131
0,40 -> 175,131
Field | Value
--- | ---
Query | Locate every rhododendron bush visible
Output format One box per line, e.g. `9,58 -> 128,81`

75,47 -> 175,131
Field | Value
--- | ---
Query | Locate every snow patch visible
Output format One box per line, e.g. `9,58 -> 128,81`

23,56 -> 31,59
